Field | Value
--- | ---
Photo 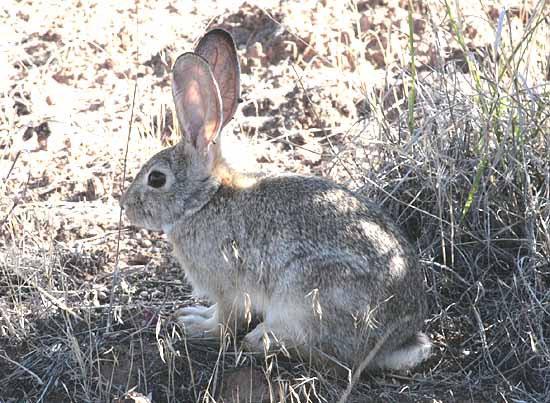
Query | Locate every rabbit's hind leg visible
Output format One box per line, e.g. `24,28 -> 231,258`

242,301 -> 309,355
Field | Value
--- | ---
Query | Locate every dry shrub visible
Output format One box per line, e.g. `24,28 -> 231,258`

336,4 -> 550,399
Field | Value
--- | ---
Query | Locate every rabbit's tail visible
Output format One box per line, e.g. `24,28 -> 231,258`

374,332 -> 432,371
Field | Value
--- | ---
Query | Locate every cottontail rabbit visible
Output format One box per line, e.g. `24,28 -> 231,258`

120,29 -> 431,371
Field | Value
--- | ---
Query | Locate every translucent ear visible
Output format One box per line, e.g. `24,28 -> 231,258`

195,28 -> 240,129
171,52 -> 222,153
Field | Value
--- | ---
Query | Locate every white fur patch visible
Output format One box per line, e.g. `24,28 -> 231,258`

375,332 -> 432,370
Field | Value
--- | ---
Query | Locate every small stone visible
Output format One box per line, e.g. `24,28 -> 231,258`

359,13 -> 372,32
139,239 -> 153,248
128,253 -> 150,266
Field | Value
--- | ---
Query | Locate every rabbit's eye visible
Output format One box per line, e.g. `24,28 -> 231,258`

148,170 -> 166,188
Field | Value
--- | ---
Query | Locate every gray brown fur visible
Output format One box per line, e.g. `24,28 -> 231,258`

120,29 -> 431,372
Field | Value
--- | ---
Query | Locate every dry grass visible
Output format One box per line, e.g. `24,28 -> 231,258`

349,2 -> 550,401
1,0 -> 549,402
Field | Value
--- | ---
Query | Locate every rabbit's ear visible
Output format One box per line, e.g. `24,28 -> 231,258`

195,29 -> 240,129
172,52 -> 222,154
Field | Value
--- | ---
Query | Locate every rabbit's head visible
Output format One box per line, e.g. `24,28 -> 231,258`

120,29 -> 240,233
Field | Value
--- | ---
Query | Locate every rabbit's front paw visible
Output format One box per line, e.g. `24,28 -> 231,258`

174,304 -> 221,337
176,303 -> 217,318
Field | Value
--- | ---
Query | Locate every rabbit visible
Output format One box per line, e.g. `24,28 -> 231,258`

120,28 -> 432,372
